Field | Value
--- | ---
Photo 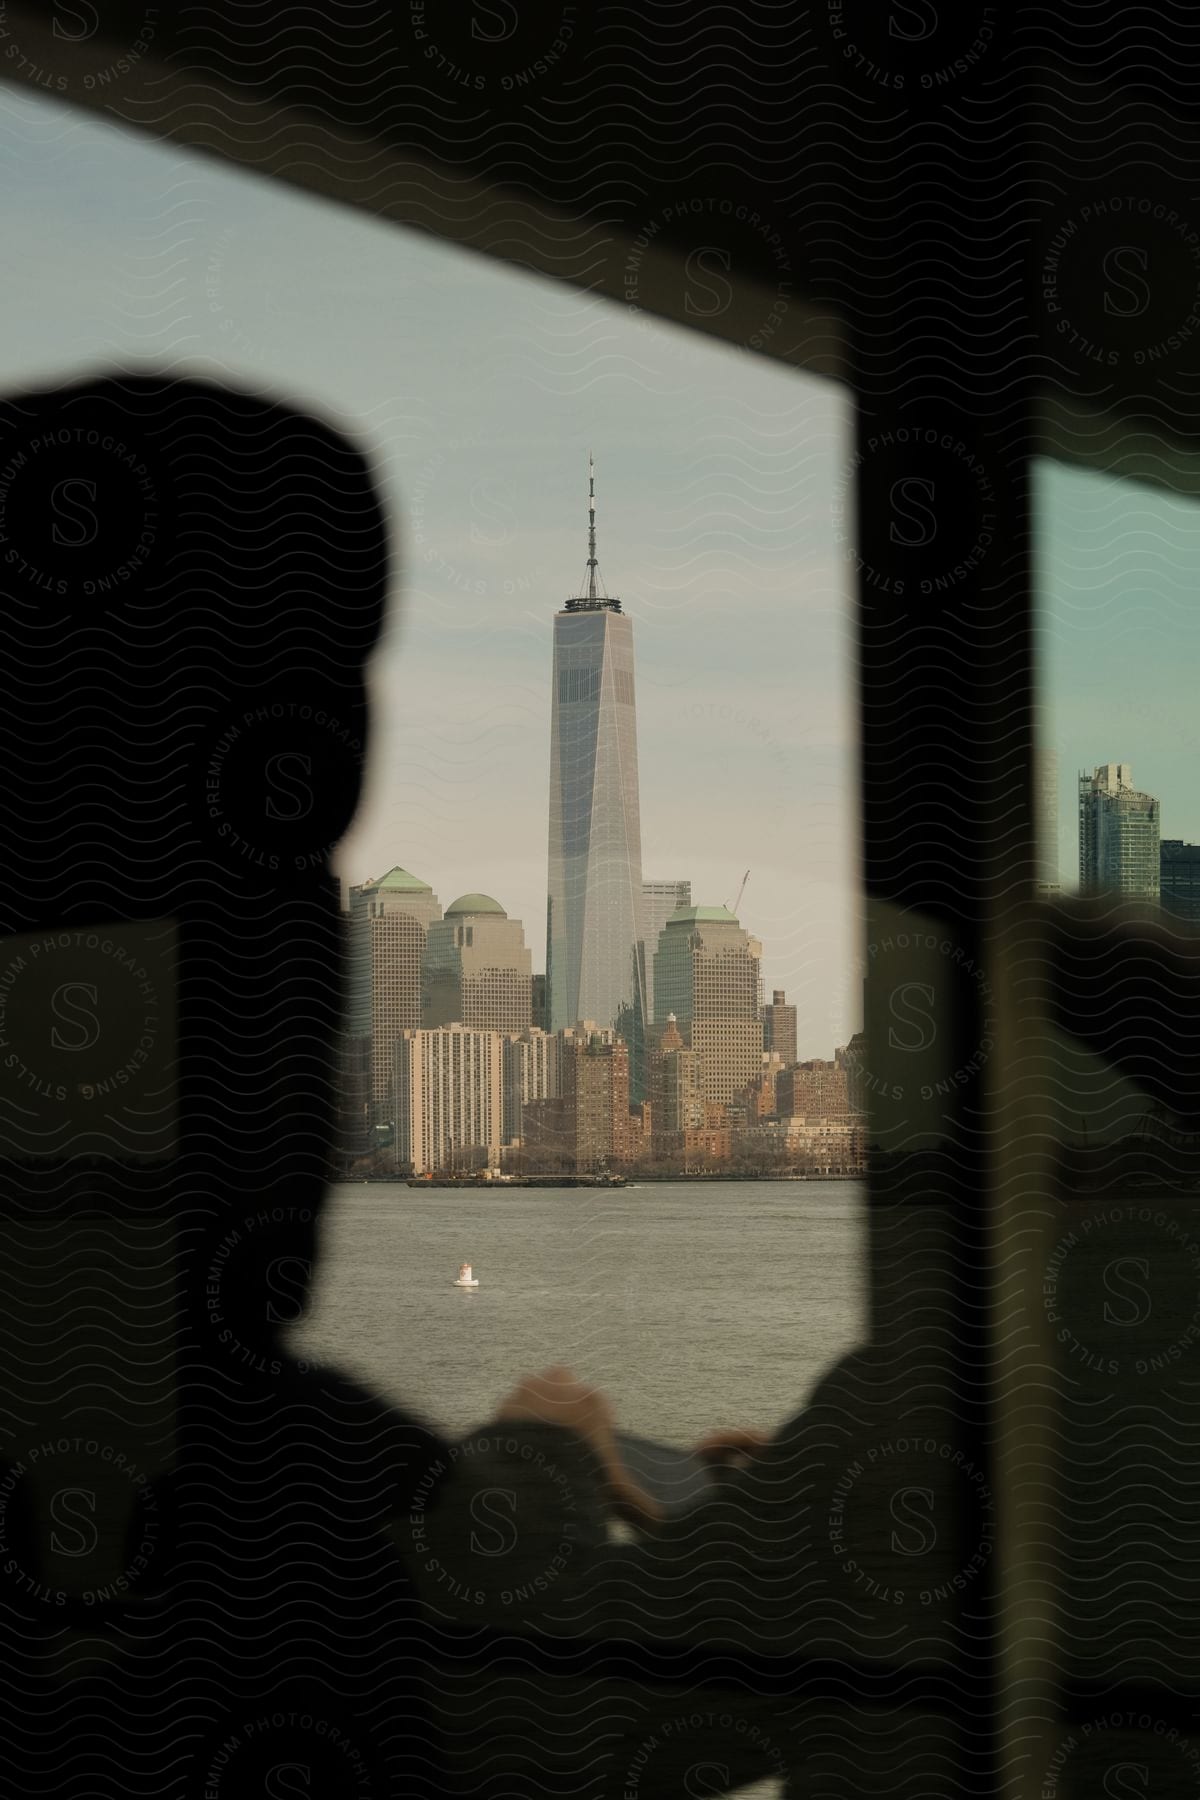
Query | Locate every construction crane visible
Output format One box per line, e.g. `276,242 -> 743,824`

726,869 -> 750,917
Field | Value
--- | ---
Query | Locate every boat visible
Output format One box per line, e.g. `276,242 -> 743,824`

454,1262 -> 479,1288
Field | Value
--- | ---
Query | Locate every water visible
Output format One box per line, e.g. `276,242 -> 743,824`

293,1178 -> 867,1444
292,1179 -> 865,1798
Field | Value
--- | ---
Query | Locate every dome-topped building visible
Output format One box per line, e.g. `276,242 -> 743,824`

345,865 -> 443,1125
445,893 -> 506,917
423,892 -> 532,1035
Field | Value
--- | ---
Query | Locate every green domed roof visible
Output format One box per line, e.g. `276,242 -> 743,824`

445,892 -> 506,917
368,865 -> 431,893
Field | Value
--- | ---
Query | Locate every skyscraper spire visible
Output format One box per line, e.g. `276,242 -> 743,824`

587,450 -> 597,601
566,451 -> 619,612
548,455 -> 643,1032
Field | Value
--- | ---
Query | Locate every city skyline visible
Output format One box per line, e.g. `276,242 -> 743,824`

6,93 -> 1200,1044
1,88 -> 858,1062
1037,455 -> 1200,887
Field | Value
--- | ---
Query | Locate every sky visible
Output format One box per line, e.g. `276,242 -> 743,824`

1,86 -> 859,1057
8,89 -> 1199,1047
1034,457 -> 1200,885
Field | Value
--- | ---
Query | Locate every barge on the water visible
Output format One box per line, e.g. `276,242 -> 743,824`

405,1172 -> 625,1189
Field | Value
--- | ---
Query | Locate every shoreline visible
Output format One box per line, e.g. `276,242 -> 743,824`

338,1170 -> 864,1185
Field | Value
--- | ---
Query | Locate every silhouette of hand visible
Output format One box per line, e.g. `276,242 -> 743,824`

496,1365 -> 663,1528
693,1427 -> 771,1469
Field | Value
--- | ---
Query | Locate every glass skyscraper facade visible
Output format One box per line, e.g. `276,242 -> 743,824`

641,877 -> 692,1025
1161,840 -> 1200,923
545,463 -> 646,1033
653,905 -> 764,1105
546,604 -> 645,1031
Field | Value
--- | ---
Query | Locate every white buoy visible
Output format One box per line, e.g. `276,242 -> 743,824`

454,1262 -> 479,1288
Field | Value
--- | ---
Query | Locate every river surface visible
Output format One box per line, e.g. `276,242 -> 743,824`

291,1179 -> 866,1799
292,1178 -> 867,1444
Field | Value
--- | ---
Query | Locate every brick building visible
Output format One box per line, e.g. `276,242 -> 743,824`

522,1032 -> 631,1172
776,1058 -> 851,1119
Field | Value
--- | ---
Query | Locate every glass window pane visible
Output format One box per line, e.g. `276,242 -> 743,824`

1,86 -> 869,1800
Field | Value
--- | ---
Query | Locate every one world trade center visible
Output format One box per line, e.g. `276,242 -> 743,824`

545,457 -> 645,1034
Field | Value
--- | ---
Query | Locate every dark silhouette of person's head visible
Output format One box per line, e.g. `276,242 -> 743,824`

1,367 -> 392,1335
1,370 -> 442,1796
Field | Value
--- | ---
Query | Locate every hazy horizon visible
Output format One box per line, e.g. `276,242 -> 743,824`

9,89 -> 1198,1051
3,86 -> 860,1058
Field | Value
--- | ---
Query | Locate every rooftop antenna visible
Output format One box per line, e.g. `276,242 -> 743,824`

587,451 -> 598,601
565,452 -> 621,611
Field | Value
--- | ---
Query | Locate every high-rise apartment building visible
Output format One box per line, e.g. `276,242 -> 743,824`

1036,744 -> 1061,894
394,1025 -> 502,1174
762,989 -> 797,1068
546,458 -> 645,1033
1078,763 -> 1160,900
501,1025 -> 558,1143
836,1036 -> 869,1116
335,1029 -> 372,1163
777,1058 -> 852,1119
734,1065 -> 780,1125
523,1031 -> 631,1172
347,866 -> 442,1125
1161,840 -> 1200,924
566,1034 -> 631,1169
648,1012 -> 704,1137
641,878 -> 692,1024
422,894 -> 532,1035
653,905 -> 763,1106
